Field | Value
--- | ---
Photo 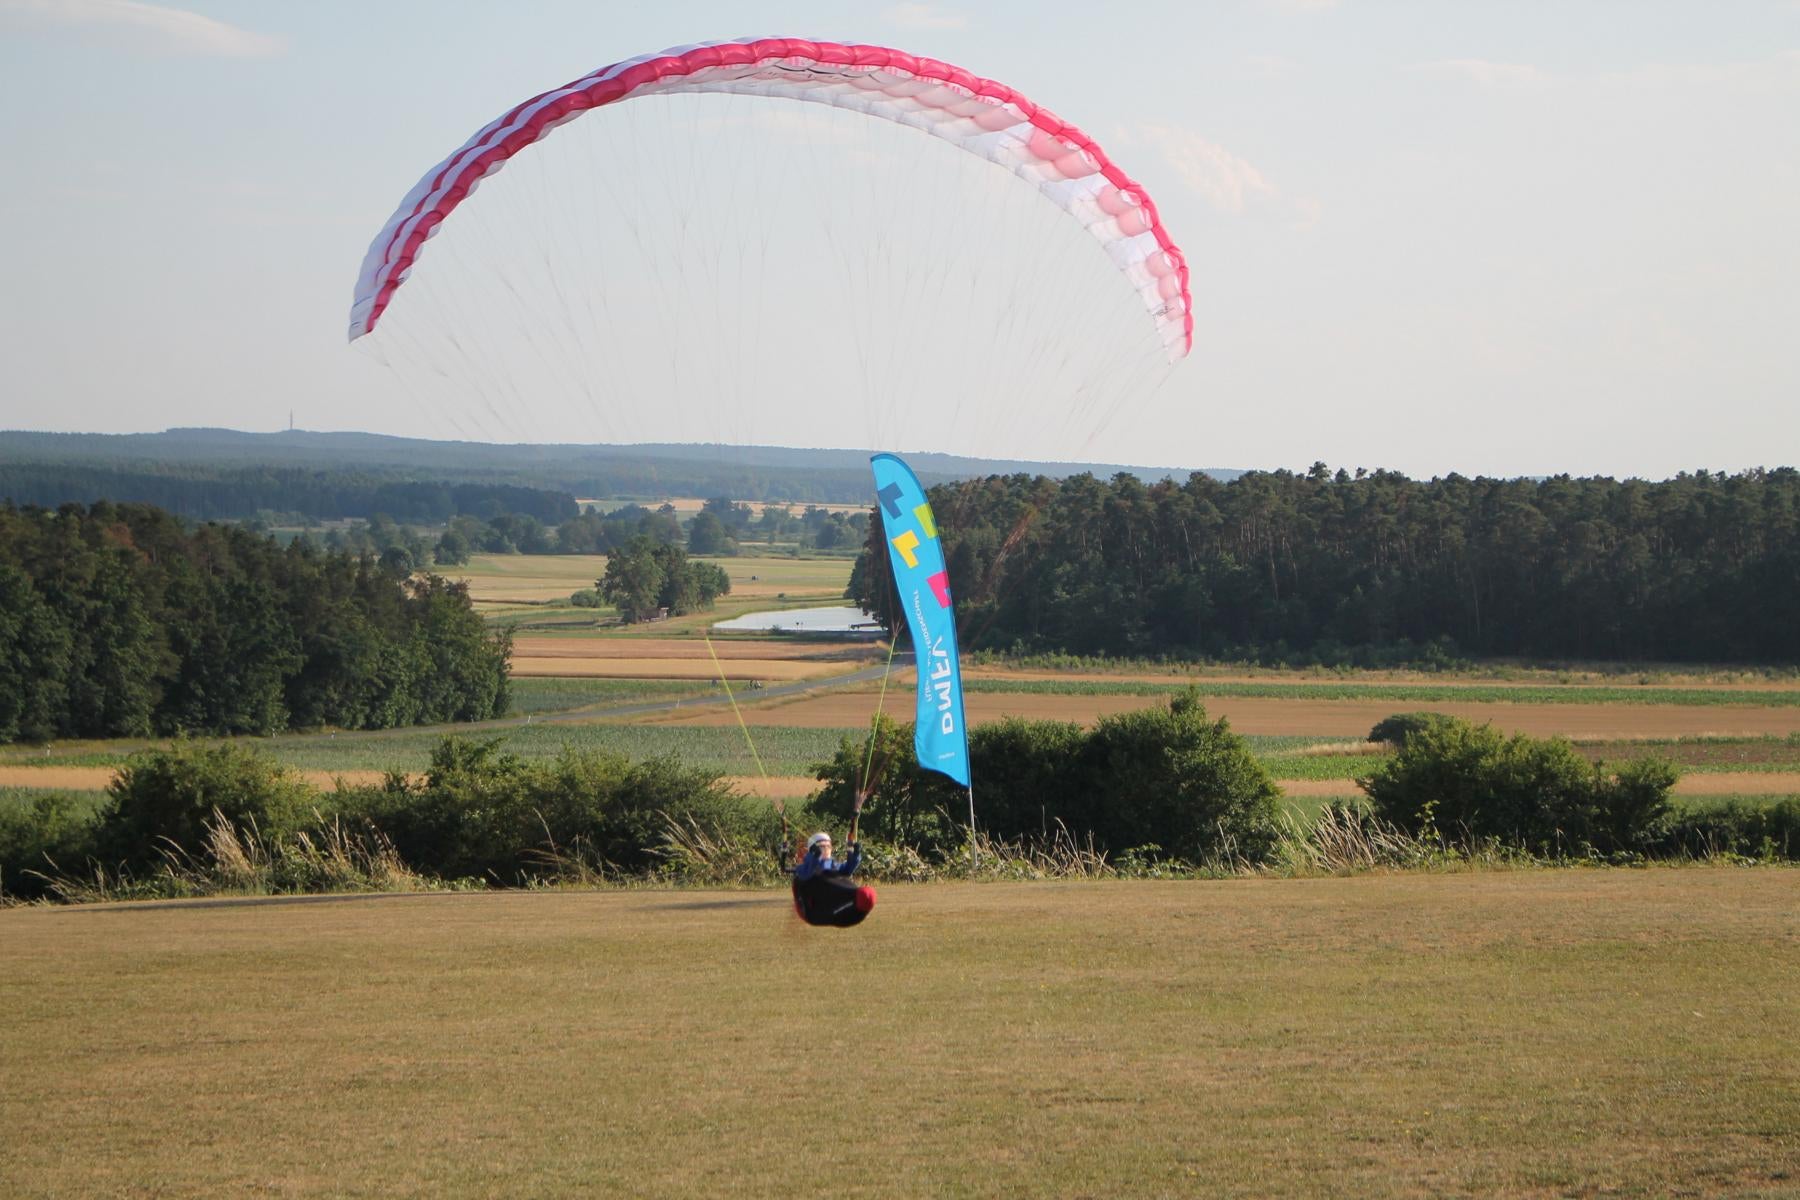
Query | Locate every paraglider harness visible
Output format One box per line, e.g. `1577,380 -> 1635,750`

785,793 -> 876,928
791,866 -> 875,928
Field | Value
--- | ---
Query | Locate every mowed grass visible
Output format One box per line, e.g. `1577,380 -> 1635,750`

3,871 -> 1795,1197
450,554 -> 610,607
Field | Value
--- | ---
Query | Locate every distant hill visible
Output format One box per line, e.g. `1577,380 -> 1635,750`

0,429 -> 1241,515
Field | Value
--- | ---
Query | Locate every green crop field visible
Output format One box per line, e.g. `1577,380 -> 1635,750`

0,787 -> 109,815
3,871 -> 1794,1197
505,677 -> 724,715
961,678 -> 1800,707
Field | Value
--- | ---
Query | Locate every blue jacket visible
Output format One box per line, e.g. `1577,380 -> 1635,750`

793,842 -> 861,882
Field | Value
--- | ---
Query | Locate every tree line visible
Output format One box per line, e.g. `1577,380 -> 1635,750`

400,499 -> 866,567
0,463 -> 578,524
850,465 -> 1800,664
0,502 -> 510,744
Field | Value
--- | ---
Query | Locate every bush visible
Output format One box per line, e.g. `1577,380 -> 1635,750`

1657,798 -> 1800,861
569,588 -> 602,608
101,742 -> 316,871
1,792 -> 104,899
1367,711 -> 1456,748
1080,689 -> 1283,863
967,718 -> 1090,838
1359,717 -> 1679,855
809,715 -> 961,848
812,693 -> 1282,864
351,736 -> 771,884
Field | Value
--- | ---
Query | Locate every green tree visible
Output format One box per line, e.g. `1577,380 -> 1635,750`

600,536 -> 666,623
1081,689 -> 1282,862
1360,716 -> 1679,855
0,565 -> 70,743
434,528 -> 472,566
687,510 -> 735,555
101,742 -> 315,871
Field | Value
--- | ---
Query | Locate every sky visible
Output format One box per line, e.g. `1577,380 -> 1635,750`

0,0 -> 1795,478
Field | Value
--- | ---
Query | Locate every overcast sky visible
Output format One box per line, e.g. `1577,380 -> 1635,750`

1,0 -> 1795,478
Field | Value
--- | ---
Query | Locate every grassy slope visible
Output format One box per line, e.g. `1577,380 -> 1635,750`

3,872 -> 1795,1197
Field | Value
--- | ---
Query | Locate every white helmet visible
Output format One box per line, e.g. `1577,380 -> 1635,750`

807,832 -> 833,850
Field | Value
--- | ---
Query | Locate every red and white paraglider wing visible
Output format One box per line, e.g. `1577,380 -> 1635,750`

348,37 -> 1191,359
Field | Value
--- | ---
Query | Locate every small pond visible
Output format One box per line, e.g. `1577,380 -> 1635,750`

712,605 -> 884,637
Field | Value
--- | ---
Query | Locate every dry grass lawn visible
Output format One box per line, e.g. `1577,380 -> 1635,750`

2,871 -> 1795,1197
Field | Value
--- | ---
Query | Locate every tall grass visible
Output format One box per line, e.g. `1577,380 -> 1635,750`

30,809 -> 429,903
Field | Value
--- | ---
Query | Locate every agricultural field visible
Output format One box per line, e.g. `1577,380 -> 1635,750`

5,643 -> 1800,807
578,496 -> 866,518
509,636 -> 880,681
649,679 -> 1800,740
3,871 -> 1795,1197
448,552 -> 856,634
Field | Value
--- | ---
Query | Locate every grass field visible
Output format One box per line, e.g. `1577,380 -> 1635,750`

579,496 -> 865,518
2,871 -> 1795,1197
5,725 -> 1800,797
450,553 -> 853,608
650,687 -> 1800,739
506,677 -> 725,714
443,552 -> 855,640
960,677 -> 1800,707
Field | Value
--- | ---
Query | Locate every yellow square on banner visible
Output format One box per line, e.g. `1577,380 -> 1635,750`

891,529 -> 921,568
913,503 -> 937,539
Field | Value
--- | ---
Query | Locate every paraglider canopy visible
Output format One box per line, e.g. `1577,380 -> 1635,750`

349,37 -> 1190,359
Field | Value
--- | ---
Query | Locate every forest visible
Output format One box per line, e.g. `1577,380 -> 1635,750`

0,502 -> 510,744
0,462 -> 579,524
850,465 -> 1800,664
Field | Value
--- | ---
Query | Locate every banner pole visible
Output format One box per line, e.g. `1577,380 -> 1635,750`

967,784 -> 978,869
